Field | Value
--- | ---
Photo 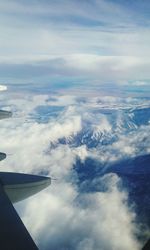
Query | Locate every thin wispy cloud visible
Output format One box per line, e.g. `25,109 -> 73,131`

0,0 -> 150,84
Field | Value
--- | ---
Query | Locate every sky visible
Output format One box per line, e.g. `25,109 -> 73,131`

0,1 -> 150,250
0,0 -> 150,86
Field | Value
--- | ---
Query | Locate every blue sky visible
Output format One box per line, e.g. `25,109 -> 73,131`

0,0 -> 150,86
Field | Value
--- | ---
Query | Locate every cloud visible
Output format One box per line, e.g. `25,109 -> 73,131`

0,89 -> 148,249
85,113 -> 150,165
0,1 -> 149,247
0,104 -> 82,174
0,0 -> 150,83
129,81 -> 150,86
1,91 -> 150,173
0,84 -> 7,91
22,174 -> 141,250
0,0 -> 149,29
1,55 -> 150,84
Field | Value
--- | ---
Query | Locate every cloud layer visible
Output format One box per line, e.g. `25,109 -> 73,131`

0,87 -> 149,249
0,0 -> 150,83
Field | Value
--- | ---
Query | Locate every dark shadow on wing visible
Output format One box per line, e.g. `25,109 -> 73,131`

142,239 -> 150,250
0,110 -> 12,120
0,185 -> 38,250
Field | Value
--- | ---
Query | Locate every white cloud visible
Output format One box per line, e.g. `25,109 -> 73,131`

20,174 -> 141,250
73,145 -> 88,163
129,81 -> 150,86
92,115 -> 112,136
0,1 -> 150,83
0,54 -> 150,84
0,90 -> 148,249
0,84 -> 7,91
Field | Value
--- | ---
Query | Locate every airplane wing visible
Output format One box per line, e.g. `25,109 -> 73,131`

0,108 -> 51,249
0,110 -> 12,120
0,110 -> 11,162
0,152 -> 6,161
142,239 -> 150,250
0,184 -> 38,250
0,172 -> 51,250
